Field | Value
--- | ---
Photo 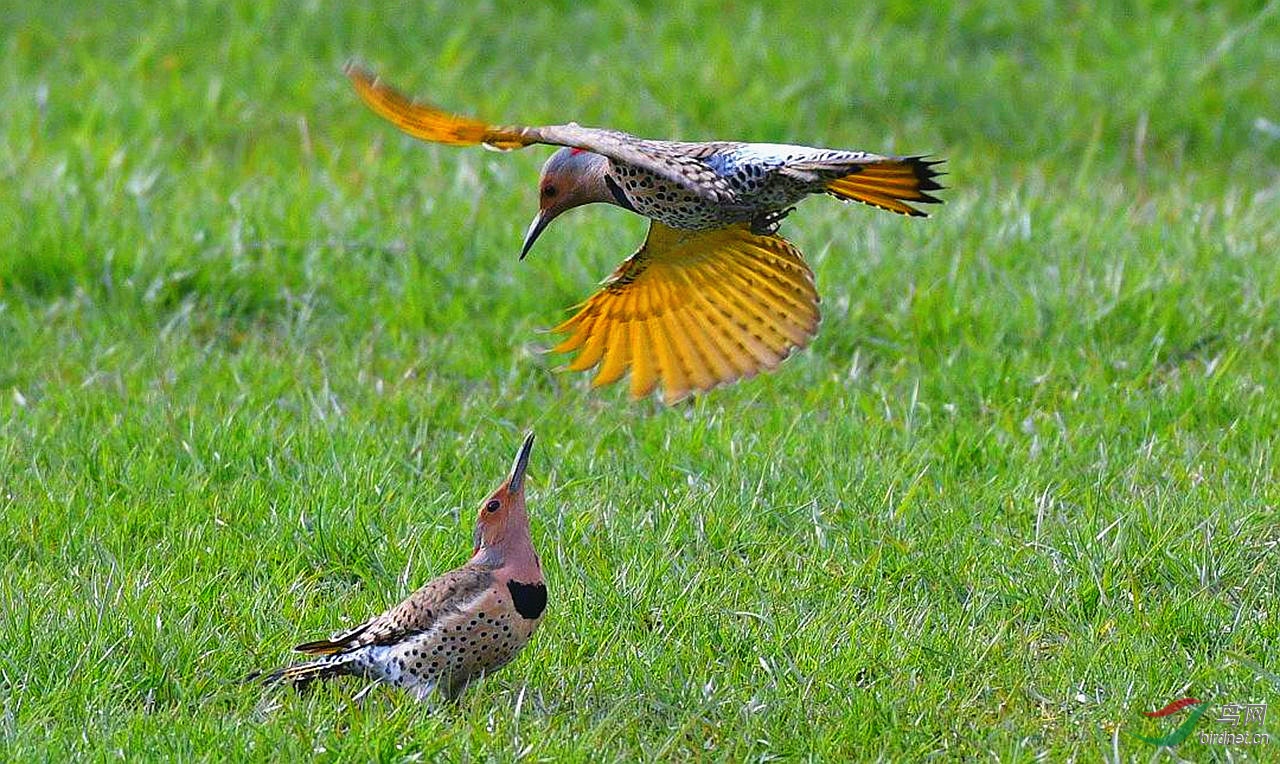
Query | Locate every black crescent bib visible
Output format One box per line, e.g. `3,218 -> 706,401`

506,581 -> 547,620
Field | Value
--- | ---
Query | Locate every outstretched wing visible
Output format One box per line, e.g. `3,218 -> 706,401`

344,64 -> 734,201
551,222 -> 820,404
293,565 -> 495,655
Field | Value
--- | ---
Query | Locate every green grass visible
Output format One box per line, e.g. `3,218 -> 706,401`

2,0 -> 1279,760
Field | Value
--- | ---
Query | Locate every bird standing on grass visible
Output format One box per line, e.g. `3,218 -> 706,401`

252,433 -> 546,701
346,64 -> 944,404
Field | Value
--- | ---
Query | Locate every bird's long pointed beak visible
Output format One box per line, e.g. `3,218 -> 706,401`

506,432 -> 535,493
520,211 -> 551,260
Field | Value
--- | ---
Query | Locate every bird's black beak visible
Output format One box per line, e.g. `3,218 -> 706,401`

507,432 -> 535,493
520,211 -> 552,260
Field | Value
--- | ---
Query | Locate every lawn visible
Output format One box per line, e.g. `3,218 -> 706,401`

2,1 -> 1279,760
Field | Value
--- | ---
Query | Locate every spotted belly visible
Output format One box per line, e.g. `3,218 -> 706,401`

351,611 -> 536,699
358,585 -> 544,700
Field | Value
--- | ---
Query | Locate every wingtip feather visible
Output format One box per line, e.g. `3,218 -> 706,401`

345,66 -> 529,150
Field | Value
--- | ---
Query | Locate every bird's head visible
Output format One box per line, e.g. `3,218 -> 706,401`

520,148 -> 609,259
473,432 -> 536,556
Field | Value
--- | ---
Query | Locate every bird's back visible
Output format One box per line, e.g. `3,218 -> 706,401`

603,140 -> 892,229
294,564 -> 498,656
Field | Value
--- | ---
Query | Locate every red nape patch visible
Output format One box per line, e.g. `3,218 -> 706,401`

569,147 -> 585,156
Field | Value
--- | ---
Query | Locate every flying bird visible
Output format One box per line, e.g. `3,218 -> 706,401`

346,64 -> 944,404
252,433 -> 546,701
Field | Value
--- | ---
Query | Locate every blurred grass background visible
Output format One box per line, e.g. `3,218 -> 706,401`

1,0 -> 1278,759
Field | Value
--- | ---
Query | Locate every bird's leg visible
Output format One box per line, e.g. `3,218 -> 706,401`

750,207 -> 797,236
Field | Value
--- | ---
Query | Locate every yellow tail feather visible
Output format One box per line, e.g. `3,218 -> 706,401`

292,638 -> 346,656
825,157 -> 944,217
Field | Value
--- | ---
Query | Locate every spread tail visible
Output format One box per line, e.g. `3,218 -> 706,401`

824,156 -> 945,217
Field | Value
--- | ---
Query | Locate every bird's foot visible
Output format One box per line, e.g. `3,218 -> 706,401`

750,207 -> 796,236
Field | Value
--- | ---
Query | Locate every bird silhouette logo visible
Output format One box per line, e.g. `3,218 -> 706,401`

1134,697 -> 1209,747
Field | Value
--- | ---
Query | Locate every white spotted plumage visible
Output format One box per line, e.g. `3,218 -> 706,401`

604,142 -> 904,230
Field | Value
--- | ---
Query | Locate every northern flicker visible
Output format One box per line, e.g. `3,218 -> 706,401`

346,64 -> 945,404
252,433 -> 546,701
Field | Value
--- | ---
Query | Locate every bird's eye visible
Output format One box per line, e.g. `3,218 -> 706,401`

485,500 -> 501,513
542,185 -> 558,198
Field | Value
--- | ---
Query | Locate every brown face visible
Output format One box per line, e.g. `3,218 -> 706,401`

538,175 -> 563,211
521,174 -> 571,260
473,485 -> 515,553
471,433 -> 534,554
520,148 -> 602,260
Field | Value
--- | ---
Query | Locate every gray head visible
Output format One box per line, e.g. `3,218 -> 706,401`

520,148 -> 611,259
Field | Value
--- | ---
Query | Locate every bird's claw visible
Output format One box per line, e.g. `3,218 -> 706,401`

751,207 -> 797,235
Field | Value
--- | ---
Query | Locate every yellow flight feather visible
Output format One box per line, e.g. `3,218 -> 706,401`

649,316 -> 689,404
669,309 -> 728,389
594,320 -> 631,388
551,222 -> 820,403
345,64 -> 531,151
629,320 -> 659,399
